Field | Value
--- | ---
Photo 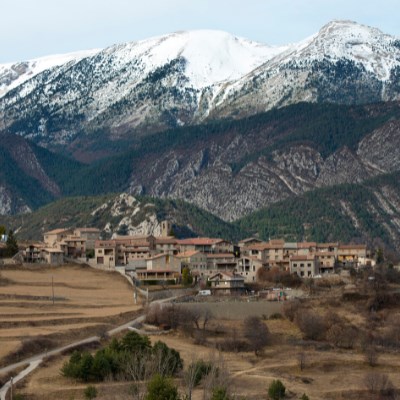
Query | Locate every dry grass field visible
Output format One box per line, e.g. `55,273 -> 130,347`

0,264 -> 140,366
14,312 -> 400,400
5,272 -> 400,400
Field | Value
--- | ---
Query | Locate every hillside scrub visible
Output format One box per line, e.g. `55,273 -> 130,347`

61,331 -> 182,382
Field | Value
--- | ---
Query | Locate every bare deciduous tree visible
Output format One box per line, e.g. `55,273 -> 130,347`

297,352 -> 306,371
364,346 -> 379,367
295,310 -> 326,341
363,372 -> 394,397
202,308 -> 213,331
243,316 -> 270,356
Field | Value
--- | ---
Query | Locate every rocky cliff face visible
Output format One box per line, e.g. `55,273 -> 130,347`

128,119 -> 400,221
0,185 -> 31,215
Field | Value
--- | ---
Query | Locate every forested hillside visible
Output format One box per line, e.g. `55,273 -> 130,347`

5,170 -> 400,256
2,101 -> 400,220
4,194 -> 244,241
235,171 -> 400,254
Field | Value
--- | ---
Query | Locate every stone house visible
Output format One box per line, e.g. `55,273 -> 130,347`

43,228 -> 73,248
136,253 -> 181,282
73,228 -> 100,250
290,255 -> 320,278
177,238 -> 233,254
208,272 -> 245,294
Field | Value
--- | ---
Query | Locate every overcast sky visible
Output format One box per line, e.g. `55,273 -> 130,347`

1,0 -> 399,63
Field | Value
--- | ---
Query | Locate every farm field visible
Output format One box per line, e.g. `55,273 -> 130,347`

0,264 -> 139,366
13,291 -> 400,400
4,270 -> 400,400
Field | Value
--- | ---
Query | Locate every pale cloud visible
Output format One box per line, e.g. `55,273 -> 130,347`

1,0 -> 399,62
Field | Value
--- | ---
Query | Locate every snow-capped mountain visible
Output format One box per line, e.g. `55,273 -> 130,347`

214,20 -> 400,117
0,20 -> 399,156
0,49 -> 99,97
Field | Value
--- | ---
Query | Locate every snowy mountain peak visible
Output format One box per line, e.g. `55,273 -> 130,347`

318,19 -> 385,36
1,21 -> 400,153
93,29 -> 284,89
274,19 -> 400,80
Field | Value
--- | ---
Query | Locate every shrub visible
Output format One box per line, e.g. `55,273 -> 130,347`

152,341 -> 183,376
325,323 -> 358,349
219,328 -> 248,352
144,374 -> 179,400
61,332 -> 181,383
295,310 -> 326,341
269,313 -> 283,320
84,385 -> 98,399
122,331 -> 151,353
282,300 -> 302,322
268,379 -> 286,399
211,387 -> 231,400
188,360 -> 212,386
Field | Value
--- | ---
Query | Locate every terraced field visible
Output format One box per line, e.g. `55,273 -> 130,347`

0,264 -> 139,366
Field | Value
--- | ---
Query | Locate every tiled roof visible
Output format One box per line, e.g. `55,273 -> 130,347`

209,272 -> 245,281
239,237 -> 262,244
43,248 -> 64,253
247,243 -> 271,251
177,238 -> 224,246
155,238 -> 178,244
206,253 -> 235,259
338,244 -> 367,249
297,242 -> 317,248
113,235 -> 154,240
290,255 -> 316,261
176,250 -> 201,258
44,228 -> 70,235
75,228 -> 100,233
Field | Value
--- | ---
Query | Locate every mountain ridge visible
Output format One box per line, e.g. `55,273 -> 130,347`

1,20 -> 400,159
4,170 -> 400,256
2,101 -> 399,221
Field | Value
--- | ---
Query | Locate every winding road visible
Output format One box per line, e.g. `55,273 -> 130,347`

0,294 -> 177,400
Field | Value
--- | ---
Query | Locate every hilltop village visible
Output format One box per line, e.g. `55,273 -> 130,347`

17,221 -> 375,293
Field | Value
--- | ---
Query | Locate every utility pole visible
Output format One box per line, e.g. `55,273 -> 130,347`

134,282 -> 137,305
52,275 -> 55,305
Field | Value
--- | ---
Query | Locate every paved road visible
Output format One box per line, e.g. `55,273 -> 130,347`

0,360 -> 41,400
0,295 -> 176,399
